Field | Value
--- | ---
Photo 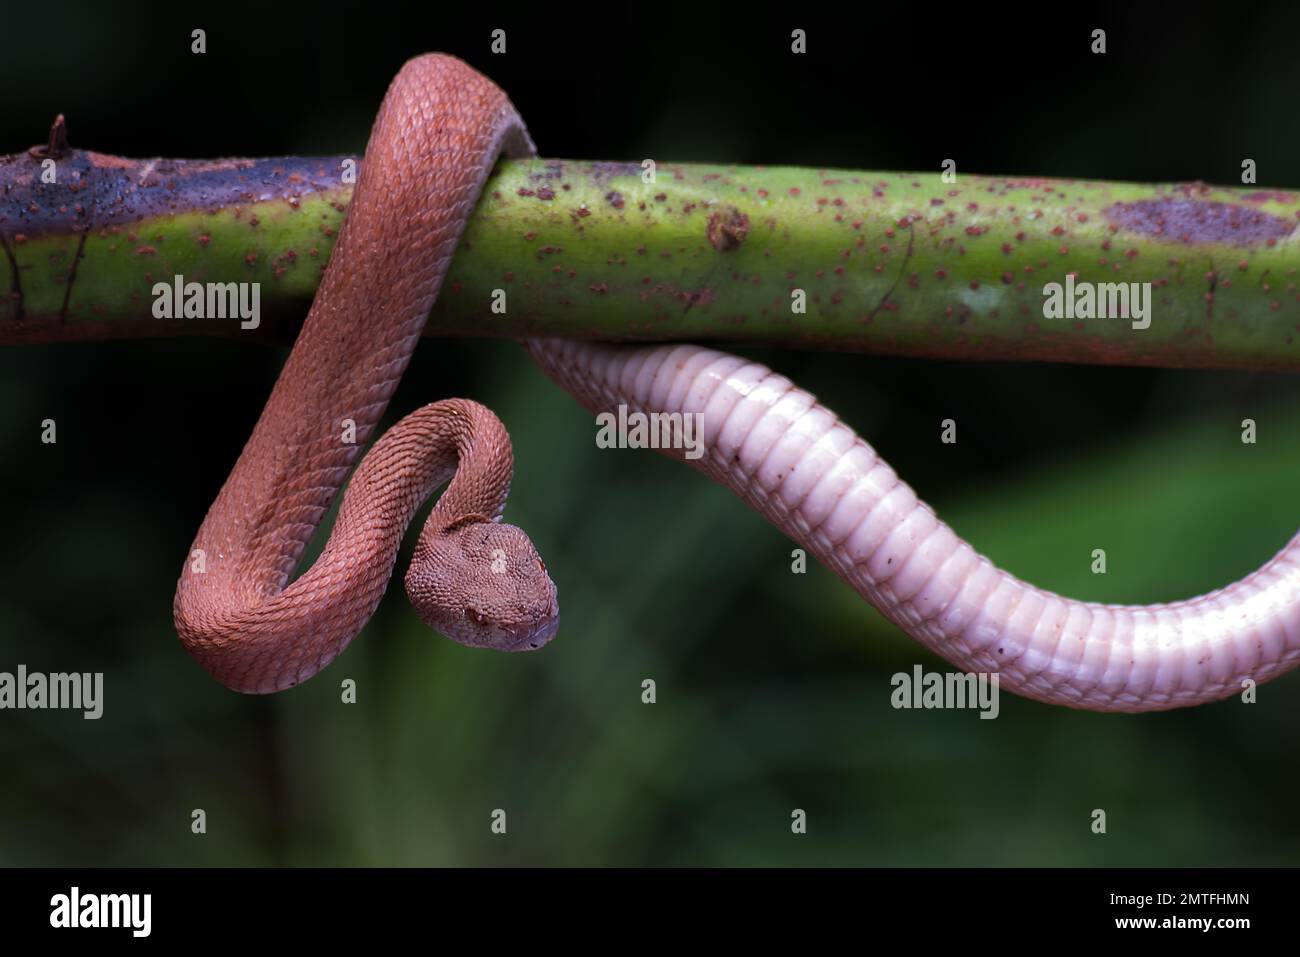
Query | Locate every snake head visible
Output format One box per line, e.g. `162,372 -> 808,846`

405,517 -> 559,652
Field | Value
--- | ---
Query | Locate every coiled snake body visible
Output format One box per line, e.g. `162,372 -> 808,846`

174,54 -> 1300,711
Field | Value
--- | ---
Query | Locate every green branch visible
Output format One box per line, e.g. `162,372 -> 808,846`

2,146 -> 1298,370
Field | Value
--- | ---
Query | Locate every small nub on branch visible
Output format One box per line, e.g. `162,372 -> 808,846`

29,114 -> 69,159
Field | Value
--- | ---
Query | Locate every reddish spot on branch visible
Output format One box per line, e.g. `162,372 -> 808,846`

707,207 -> 749,252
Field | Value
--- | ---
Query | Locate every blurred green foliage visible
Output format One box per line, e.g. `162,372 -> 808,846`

3,338 -> 1298,866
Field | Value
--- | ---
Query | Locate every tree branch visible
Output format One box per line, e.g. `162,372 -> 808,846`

2,145 -> 1297,370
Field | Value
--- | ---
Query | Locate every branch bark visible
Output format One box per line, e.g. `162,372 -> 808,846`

2,146 -> 1297,370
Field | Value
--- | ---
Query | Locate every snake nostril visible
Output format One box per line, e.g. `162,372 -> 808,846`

466,608 -> 489,626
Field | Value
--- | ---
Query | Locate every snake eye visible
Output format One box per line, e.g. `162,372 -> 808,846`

466,608 -> 489,626
537,557 -> 547,573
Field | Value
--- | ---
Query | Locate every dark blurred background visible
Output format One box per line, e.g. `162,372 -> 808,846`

2,0 -> 1299,865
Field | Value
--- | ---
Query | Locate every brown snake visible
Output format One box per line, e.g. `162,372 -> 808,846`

174,56 -> 557,693
176,54 -> 1300,711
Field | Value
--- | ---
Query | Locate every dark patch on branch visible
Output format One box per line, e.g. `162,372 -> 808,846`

0,144 -> 356,240
1104,198 -> 1295,247
0,234 -> 23,322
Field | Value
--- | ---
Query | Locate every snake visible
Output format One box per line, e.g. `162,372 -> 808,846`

174,54 -> 1300,711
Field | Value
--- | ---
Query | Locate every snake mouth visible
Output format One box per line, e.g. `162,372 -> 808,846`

441,597 -> 558,653
519,607 -> 560,651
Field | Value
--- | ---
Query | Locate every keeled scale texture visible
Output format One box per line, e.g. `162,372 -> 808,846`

174,56 -> 556,693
